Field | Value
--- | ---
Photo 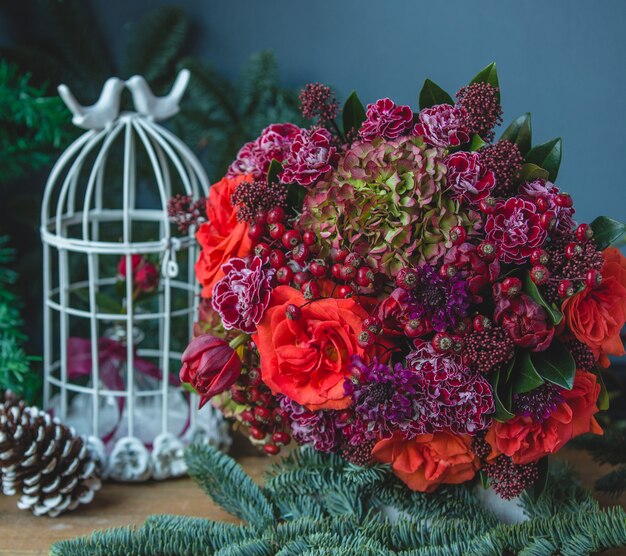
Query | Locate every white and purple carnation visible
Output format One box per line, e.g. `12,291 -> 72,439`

280,127 -> 338,187
414,104 -> 470,147
359,98 -> 414,140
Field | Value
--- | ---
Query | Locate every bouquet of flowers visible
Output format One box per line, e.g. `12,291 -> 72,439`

175,63 -> 626,499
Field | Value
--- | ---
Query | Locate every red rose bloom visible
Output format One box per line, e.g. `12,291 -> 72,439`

561,247 -> 626,367
359,98 -> 414,140
485,197 -> 547,263
486,371 -> 602,465
445,151 -> 496,204
134,261 -> 159,292
195,175 -> 253,297
494,292 -> 554,352
414,104 -> 470,147
280,128 -> 338,187
212,256 -> 275,334
253,285 -> 368,410
180,334 -> 242,408
372,432 -> 478,492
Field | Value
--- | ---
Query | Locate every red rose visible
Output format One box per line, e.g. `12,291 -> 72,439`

253,285 -> 368,410
195,175 -> 253,297
372,432 -> 478,492
486,371 -> 602,465
485,197 -> 547,264
414,104 -> 470,147
561,247 -> 626,367
280,128 -> 338,187
180,334 -> 242,408
445,151 -> 496,205
359,98 -> 413,140
117,254 -> 142,277
494,292 -> 554,352
134,262 -> 159,292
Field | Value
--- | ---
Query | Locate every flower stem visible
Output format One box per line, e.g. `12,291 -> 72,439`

229,334 -> 250,350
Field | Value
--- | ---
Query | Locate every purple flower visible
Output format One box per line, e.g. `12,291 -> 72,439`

280,127 -> 338,187
407,265 -> 470,332
280,396 -> 339,452
211,256 -> 275,334
343,356 -> 421,442
407,342 -> 494,435
414,104 -> 470,147
359,98 -> 414,140
513,383 -> 564,423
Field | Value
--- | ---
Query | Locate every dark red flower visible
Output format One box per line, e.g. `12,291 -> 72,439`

414,104 -> 470,147
375,287 -> 411,335
280,128 -> 338,187
485,197 -> 547,263
212,256 -> 275,334
359,98 -> 414,140
134,262 -> 159,292
445,151 -> 496,205
180,334 -> 242,407
444,242 -> 500,301
117,254 -> 142,277
520,180 -> 576,235
494,291 -> 554,351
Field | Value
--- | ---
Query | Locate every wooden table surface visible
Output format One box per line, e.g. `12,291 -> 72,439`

1,449 -> 625,555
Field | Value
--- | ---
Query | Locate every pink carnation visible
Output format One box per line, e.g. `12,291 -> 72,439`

445,151 -> 496,204
414,104 -> 470,147
280,127 -> 338,187
211,256 -> 275,334
359,98 -> 414,140
485,197 -> 547,264
494,290 -> 554,352
227,123 -> 301,179
520,179 -> 576,234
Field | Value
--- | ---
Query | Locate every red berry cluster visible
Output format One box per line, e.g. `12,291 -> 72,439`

229,367 -> 292,455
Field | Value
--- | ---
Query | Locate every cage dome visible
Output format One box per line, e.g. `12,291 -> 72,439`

40,71 -> 230,482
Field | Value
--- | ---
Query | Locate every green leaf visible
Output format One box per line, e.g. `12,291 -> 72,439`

512,350 -> 545,394
593,368 -> 610,411
267,159 -> 283,185
418,78 -> 454,110
469,134 -> 487,152
531,457 -> 549,502
500,113 -> 532,155
524,271 -> 563,325
342,91 -> 367,135
531,342 -> 576,390
590,216 -> 626,250
95,292 -> 123,314
286,183 -> 306,214
479,470 -> 490,489
469,62 -> 500,102
525,138 -> 562,182
519,163 -> 549,183
490,366 -> 515,422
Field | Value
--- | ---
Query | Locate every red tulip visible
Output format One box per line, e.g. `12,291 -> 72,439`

180,334 -> 242,407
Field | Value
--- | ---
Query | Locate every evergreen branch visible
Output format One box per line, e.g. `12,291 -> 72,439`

185,444 -> 275,528
595,465 -> 626,498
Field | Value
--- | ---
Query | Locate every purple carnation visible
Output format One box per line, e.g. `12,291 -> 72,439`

414,104 -> 470,147
211,256 -> 275,334
279,396 -> 339,452
280,127 -> 338,187
408,265 -> 470,332
359,98 -> 414,140
407,342 -> 494,435
343,356 -> 421,442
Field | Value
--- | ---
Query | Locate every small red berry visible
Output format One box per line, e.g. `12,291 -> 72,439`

576,223 -> 594,242
396,268 -> 419,289
276,265 -> 294,284
263,444 -> 280,456
530,265 -> 550,285
293,271 -> 312,287
230,389 -> 247,404
302,231 -> 317,246
356,266 -> 375,288
564,242 -> 582,259
357,330 -> 375,348
534,196 -> 549,213
472,315 -> 491,332
339,265 -> 357,281
249,426 -> 266,441
345,252 -> 363,268
309,259 -> 328,277
269,222 -> 286,240
254,210 -> 268,225
501,277 -> 522,297
332,248 -> 349,263
267,207 -> 286,224
286,303 -> 302,320
454,317 -> 471,335
439,264 -> 457,278
248,223 -> 265,241
272,431 -> 291,445
557,279 -> 575,298
477,241 -> 497,261
530,249 -> 549,266
247,387 -> 260,403
269,249 -> 286,268
292,243 -> 310,264
540,211 -> 556,231
337,410 -> 352,424
248,368 -> 262,386
585,269 -> 602,289
449,225 -> 467,245
363,316 -> 382,335
431,332 -> 453,353
254,406 -> 272,422
301,280 -> 320,300
479,196 -> 496,214
554,193 -> 573,208
254,242 -> 271,259
404,319 -> 426,338
282,230 -> 301,249
337,285 -> 353,298
241,410 -> 256,423
331,263 -> 343,279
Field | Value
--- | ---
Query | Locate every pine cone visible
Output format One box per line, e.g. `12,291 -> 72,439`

0,393 -> 102,517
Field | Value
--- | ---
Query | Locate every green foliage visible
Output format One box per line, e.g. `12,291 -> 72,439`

525,138 -> 562,182
342,91 -> 366,137
0,236 -> 39,401
590,216 -> 626,249
470,62 -> 500,102
500,113 -> 532,156
418,79 -> 453,110
524,270 -> 563,325
51,445 -> 626,555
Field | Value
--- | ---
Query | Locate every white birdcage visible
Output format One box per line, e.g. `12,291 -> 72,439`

40,70 -> 230,482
